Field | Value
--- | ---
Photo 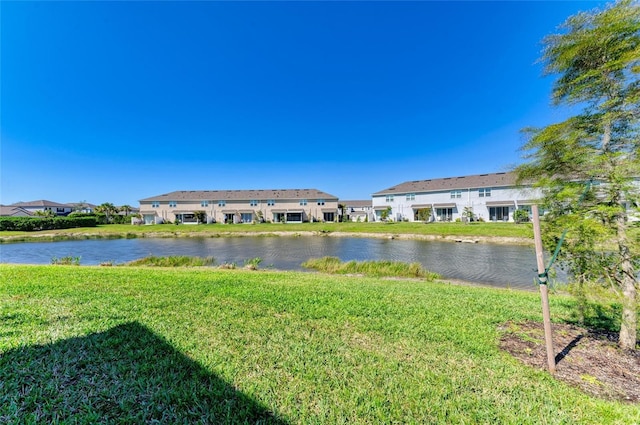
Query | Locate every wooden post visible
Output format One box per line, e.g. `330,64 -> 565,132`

532,205 -> 556,374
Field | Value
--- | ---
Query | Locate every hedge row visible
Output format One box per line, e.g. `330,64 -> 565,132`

0,216 -> 97,231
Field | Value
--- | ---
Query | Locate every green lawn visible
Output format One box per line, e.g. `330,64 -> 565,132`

0,221 -> 534,242
1,265 -> 637,424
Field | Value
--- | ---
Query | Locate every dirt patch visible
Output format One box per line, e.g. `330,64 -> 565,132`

499,321 -> 640,403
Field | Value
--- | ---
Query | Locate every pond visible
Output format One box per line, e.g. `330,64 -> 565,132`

0,236 -> 558,290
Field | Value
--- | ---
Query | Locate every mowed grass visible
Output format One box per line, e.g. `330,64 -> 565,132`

0,221 -> 534,241
1,265 -> 637,424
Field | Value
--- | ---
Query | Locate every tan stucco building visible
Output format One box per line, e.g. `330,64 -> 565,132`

139,188 -> 339,224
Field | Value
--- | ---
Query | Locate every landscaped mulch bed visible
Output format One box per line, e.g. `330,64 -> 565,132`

500,321 -> 640,403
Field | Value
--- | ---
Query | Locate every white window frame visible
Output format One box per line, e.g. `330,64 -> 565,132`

169,201 -> 177,208
250,200 -> 258,207
267,199 -> 275,206
152,201 -> 160,208
201,200 -> 209,207
317,199 -> 325,206
406,193 -> 415,201
218,200 -> 226,207
479,188 -> 491,198
385,195 -> 394,202
300,199 -> 308,206
451,190 -> 462,199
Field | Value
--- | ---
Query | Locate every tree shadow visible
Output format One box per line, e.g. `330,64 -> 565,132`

557,298 -> 621,333
555,334 -> 583,365
0,322 -> 287,424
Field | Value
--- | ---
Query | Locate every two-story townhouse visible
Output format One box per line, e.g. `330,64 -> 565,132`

139,189 -> 339,225
371,172 -> 540,222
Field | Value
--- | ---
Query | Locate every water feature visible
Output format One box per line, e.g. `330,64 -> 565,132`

0,237 -> 555,290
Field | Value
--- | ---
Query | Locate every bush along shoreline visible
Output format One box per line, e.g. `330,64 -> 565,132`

0,216 -> 97,232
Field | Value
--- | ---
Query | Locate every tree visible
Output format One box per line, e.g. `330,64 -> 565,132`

516,0 -> 640,350
34,209 -> 55,218
380,206 -> 392,221
193,211 -> 206,224
462,206 -> 474,224
513,208 -> 530,224
416,207 -> 432,222
73,200 -> 88,213
119,205 -> 133,216
95,203 -> 118,224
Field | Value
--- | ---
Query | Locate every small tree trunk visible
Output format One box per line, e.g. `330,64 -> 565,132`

616,213 -> 637,350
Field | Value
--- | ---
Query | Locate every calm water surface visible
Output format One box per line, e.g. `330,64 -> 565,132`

0,237 -> 554,290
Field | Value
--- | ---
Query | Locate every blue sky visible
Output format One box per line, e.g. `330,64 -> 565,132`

1,1 -> 606,206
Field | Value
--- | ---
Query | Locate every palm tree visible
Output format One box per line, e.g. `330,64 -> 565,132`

119,205 -> 133,216
95,202 -> 118,223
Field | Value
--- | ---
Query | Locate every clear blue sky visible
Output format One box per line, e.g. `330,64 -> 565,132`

1,1 -> 607,207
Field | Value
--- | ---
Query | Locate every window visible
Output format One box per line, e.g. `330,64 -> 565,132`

241,213 -> 253,223
479,188 -> 491,197
201,200 -> 209,207
152,201 -> 159,208
169,201 -> 177,208
250,200 -> 258,207
450,190 -> 462,199
317,199 -> 325,206
385,195 -> 394,202
287,212 -> 303,222
267,199 -> 275,206
406,193 -> 415,201
218,200 -> 226,207
300,199 -> 308,206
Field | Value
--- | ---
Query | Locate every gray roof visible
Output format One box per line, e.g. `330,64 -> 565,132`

0,205 -> 33,216
341,200 -> 372,208
10,199 -> 70,208
140,188 -> 338,202
372,172 -> 518,196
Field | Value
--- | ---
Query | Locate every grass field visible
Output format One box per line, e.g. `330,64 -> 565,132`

0,221 -> 534,242
1,265 -> 637,424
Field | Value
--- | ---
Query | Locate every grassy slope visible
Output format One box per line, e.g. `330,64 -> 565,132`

0,221 -> 534,241
1,265 -> 637,424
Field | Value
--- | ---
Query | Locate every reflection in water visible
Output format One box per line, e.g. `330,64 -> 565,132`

0,237 -> 551,290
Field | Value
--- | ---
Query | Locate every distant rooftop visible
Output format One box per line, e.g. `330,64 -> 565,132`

372,172 -> 518,196
10,199 -> 70,208
140,188 -> 339,202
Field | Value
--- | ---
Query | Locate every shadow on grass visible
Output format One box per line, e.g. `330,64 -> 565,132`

557,298 -> 622,333
0,322 -> 287,424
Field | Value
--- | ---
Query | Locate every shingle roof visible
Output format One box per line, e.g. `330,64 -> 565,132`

10,200 -> 70,208
139,189 -> 338,202
341,200 -> 372,208
372,172 -> 518,196
0,205 -> 33,216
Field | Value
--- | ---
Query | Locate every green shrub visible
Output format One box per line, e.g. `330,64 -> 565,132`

0,216 -> 97,231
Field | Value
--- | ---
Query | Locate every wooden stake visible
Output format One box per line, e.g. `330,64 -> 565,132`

532,205 -> 556,374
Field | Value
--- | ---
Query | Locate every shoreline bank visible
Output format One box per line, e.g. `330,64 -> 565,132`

0,230 -> 533,245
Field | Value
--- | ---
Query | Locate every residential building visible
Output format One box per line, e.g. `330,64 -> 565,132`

372,172 -> 540,222
9,200 -> 73,216
341,200 -> 373,222
67,202 -> 97,214
139,189 -> 339,225
0,205 -> 33,217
